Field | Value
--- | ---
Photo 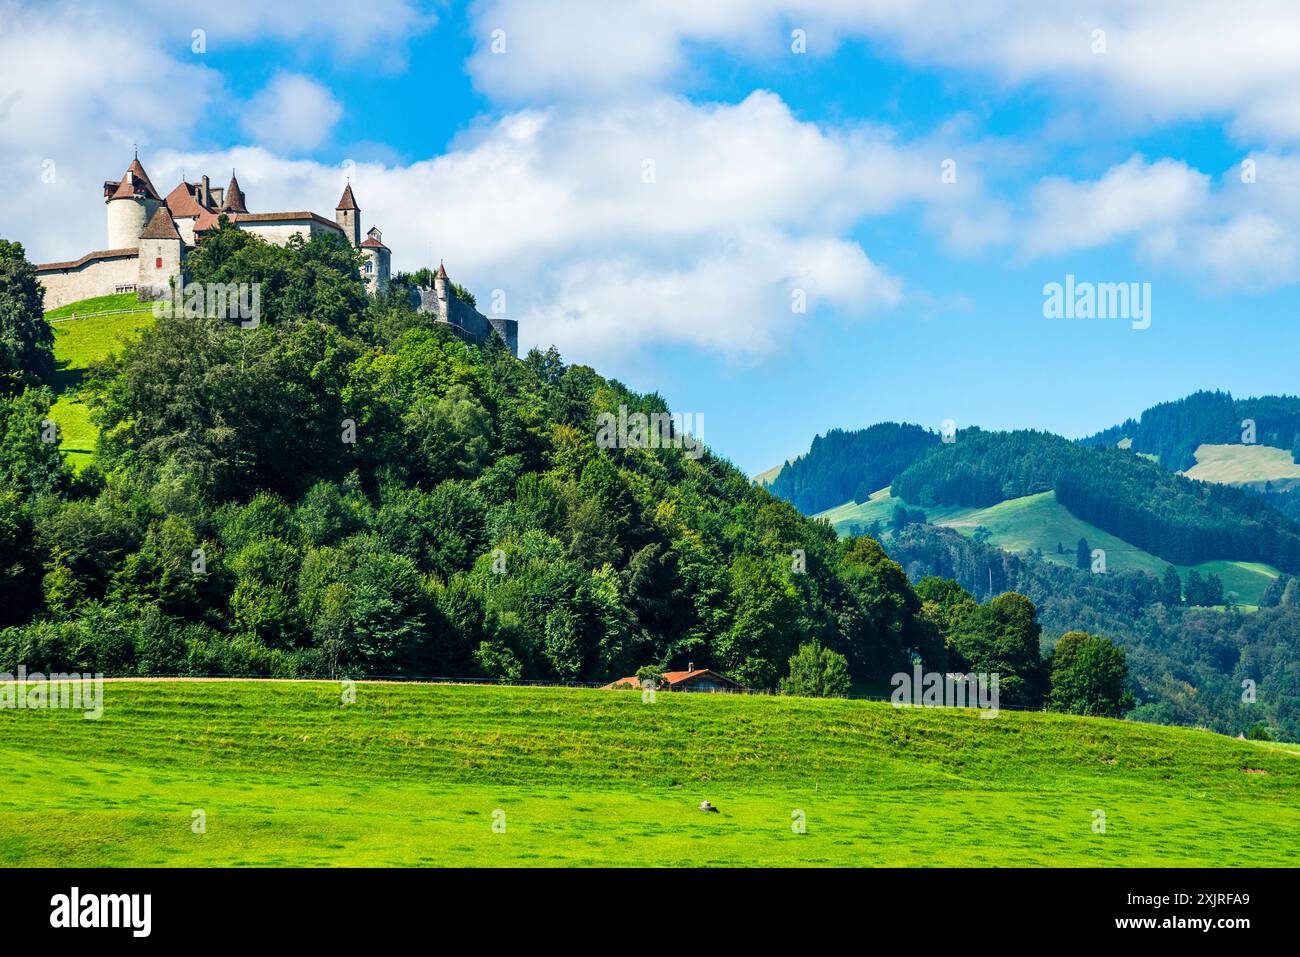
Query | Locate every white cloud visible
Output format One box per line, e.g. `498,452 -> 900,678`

1016,151 -> 1300,290
242,74 -> 343,153
0,2 -> 220,261
91,0 -> 433,61
150,93 -> 929,361
1188,214 -> 1299,291
526,230 -> 899,359
469,1 -> 1300,143
1022,155 -> 1210,258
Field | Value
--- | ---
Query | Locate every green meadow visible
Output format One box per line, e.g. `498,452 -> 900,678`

0,680 -> 1295,867
819,489 -> 1282,607
1183,442 -> 1300,491
46,296 -> 154,469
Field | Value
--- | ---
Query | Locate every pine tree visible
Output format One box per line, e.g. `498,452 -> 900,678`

1160,565 -> 1182,605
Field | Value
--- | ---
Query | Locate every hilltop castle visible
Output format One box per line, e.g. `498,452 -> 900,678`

36,154 -> 517,356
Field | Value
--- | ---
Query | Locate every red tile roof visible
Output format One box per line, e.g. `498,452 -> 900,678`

222,172 -> 248,213
602,668 -> 744,690
164,180 -> 210,219
36,248 -> 139,271
139,206 -> 181,241
336,183 -> 358,210
108,158 -> 161,202
660,669 -> 704,683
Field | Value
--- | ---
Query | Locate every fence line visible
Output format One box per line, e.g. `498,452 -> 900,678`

47,307 -> 151,324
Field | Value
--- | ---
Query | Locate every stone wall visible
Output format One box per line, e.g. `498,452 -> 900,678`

137,237 -> 183,299
415,287 -> 518,357
36,251 -> 140,310
236,219 -> 342,245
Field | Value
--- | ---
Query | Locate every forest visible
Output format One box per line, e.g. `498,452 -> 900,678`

1082,389 -> 1300,471
0,228 -> 1130,714
889,429 -> 1300,573
886,523 -> 1298,739
766,422 -> 937,513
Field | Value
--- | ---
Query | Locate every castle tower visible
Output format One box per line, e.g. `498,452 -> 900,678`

335,183 -> 360,247
434,261 -> 449,323
137,206 -> 183,300
105,155 -> 162,249
222,171 -> 248,213
359,226 -> 391,294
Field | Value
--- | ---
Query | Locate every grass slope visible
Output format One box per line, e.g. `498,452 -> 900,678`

0,680 -> 1295,867
46,297 -> 155,469
818,490 -> 1281,606
43,291 -> 142,320
1183,442 -> 1300,491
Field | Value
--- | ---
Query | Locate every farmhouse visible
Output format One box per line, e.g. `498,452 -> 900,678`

604,667 -> 746,693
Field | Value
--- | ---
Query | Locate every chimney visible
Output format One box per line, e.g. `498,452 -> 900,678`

199,175 -> 210,208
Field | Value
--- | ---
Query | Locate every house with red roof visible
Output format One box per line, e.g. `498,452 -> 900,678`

603,665 -> 746,693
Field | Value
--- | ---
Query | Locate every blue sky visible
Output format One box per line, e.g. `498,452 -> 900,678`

3,1 -> 1299,475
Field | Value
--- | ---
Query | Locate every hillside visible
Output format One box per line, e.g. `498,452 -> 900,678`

752,463 -> 783,486
4,227 -> 966,700
820,489 -> 1282,606
888,429 -> 1300,573
1,679 -> 1295,866
47,293 -> 154,468
765,423 -> 938,513
1083,390 -> 1300,472
1182,442 -> 1300,490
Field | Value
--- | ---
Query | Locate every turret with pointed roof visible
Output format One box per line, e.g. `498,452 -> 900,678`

335,183 -> 360,246
105,156 -> 162,248
222,171 -> 248,213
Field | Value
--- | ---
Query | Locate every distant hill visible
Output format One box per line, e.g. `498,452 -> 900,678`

765,410 -> 1300,575
819,489 -> 1281,607
890,428 -> 1300,573
752,458 -> 796,487
764,423 -> 938,513
1082,389 -> 1300,472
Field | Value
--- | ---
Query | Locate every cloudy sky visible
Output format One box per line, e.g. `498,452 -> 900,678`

1,0 -> 1298,474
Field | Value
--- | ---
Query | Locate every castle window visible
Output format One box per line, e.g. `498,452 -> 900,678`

364,261 -> 373,273
155,257 -> 163,269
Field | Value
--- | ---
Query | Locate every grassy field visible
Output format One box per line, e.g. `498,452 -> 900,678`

46,296 -> 155,469
1183,442 -> 1300,491
44,291 -> 142,320
818,489 -> 1281,607
0,680 -> 1296,867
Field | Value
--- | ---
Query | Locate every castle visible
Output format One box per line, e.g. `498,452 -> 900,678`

36,154 -> 517,356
